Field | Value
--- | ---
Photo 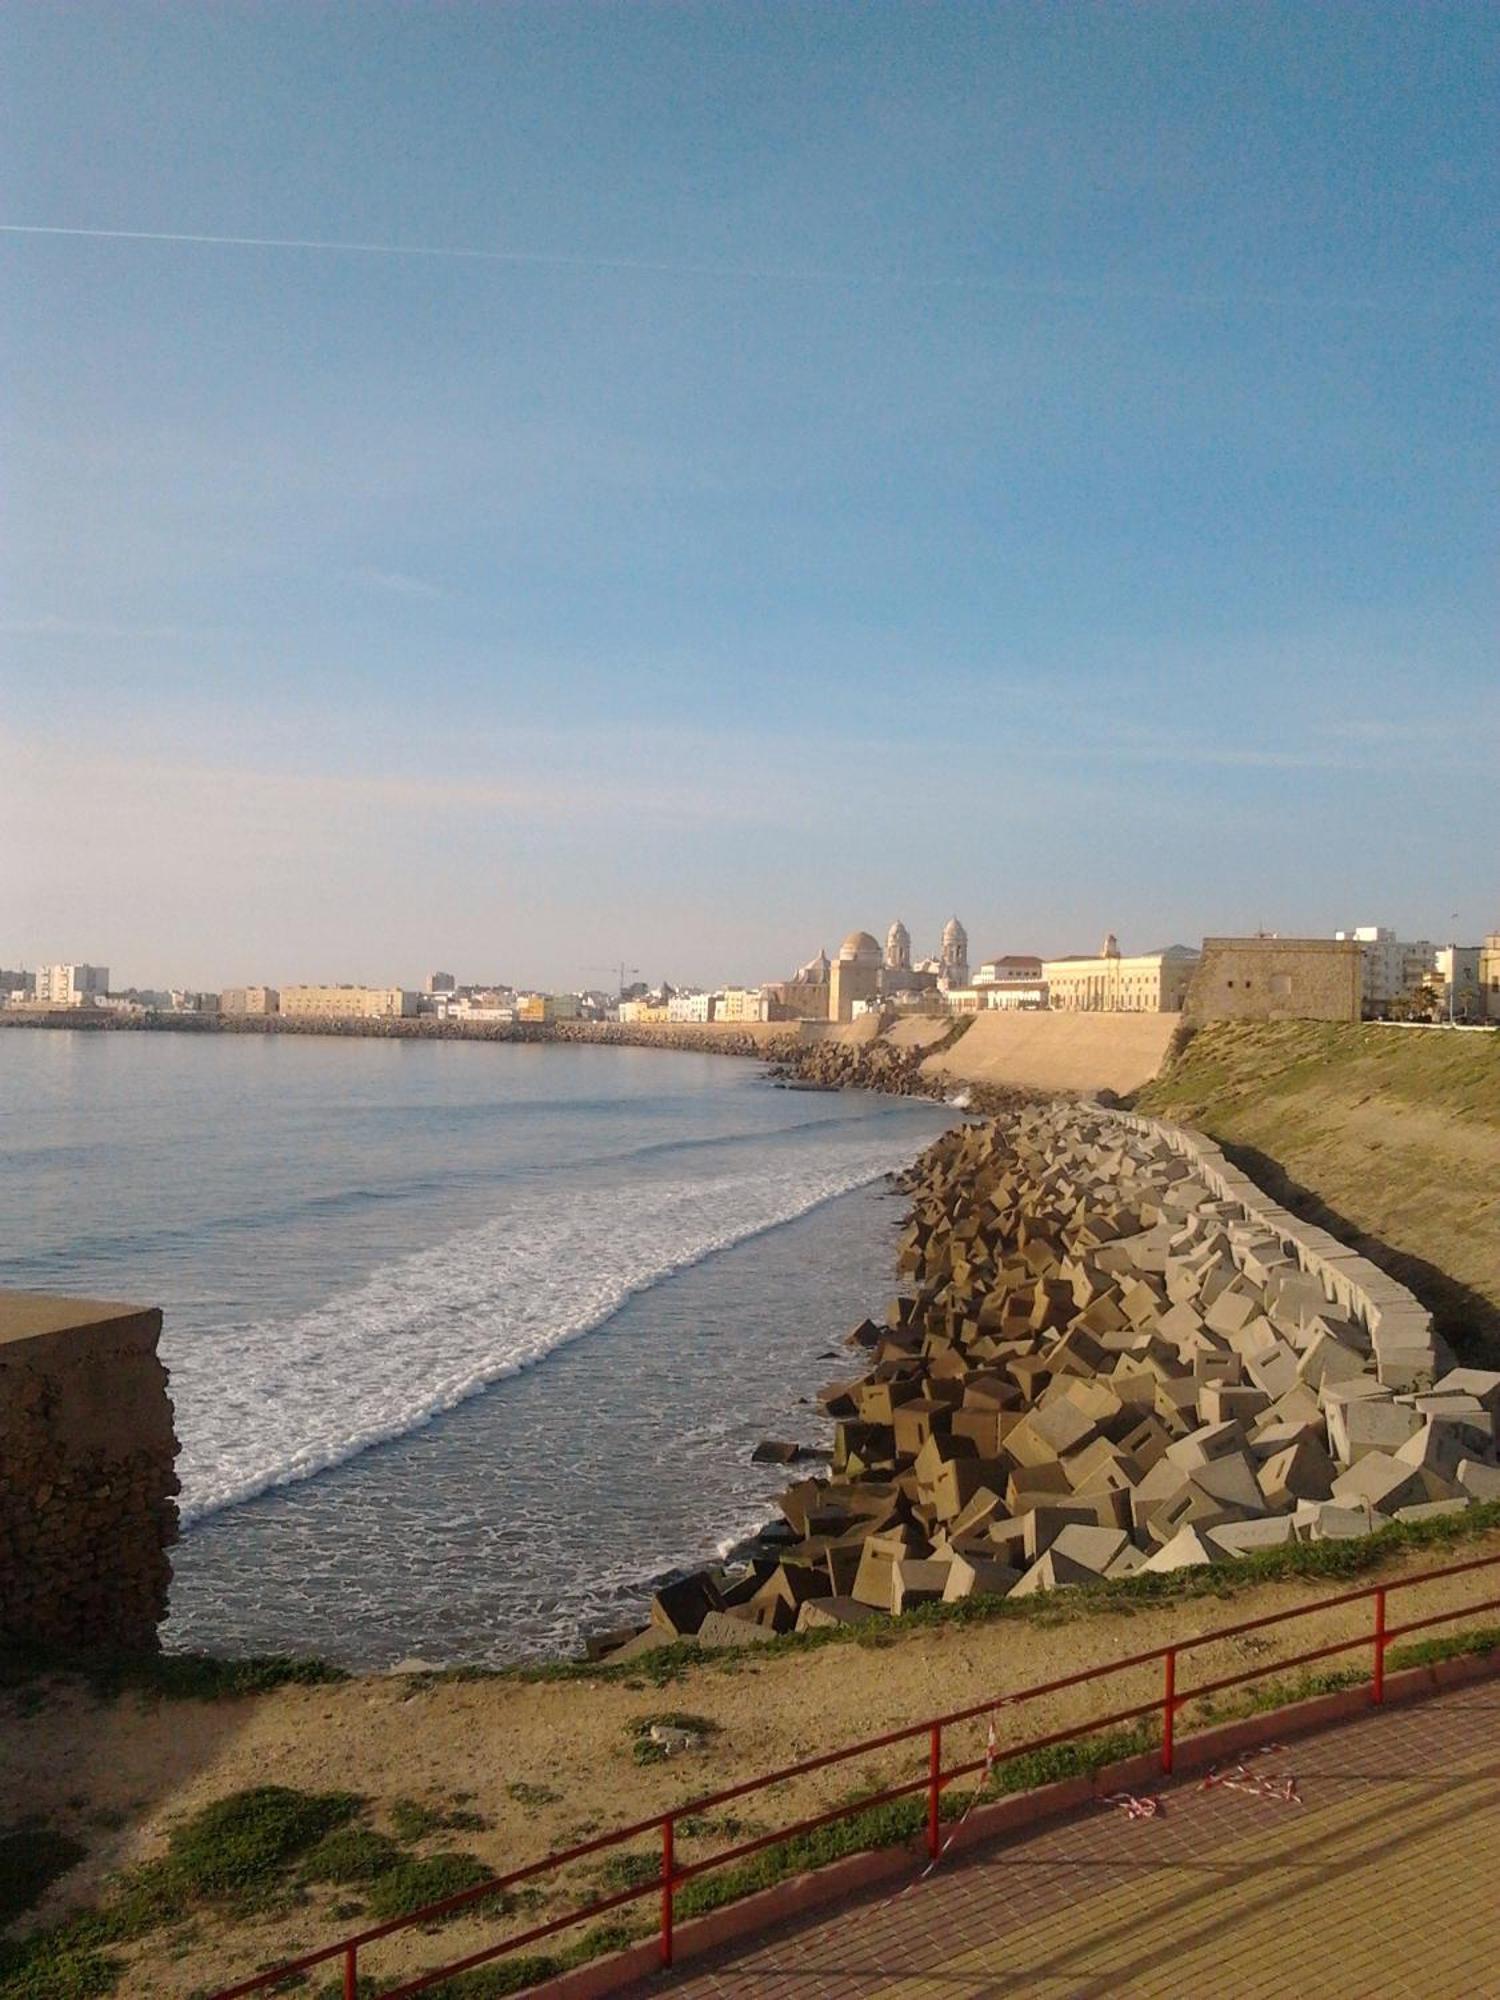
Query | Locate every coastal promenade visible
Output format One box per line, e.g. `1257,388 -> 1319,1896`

639,1680 -> 1497,1998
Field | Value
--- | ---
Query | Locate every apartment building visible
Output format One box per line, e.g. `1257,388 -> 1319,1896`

279,985 -> 417,1020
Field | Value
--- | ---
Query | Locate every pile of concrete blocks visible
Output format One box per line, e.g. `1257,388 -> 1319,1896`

589,1104 -> 1484,1658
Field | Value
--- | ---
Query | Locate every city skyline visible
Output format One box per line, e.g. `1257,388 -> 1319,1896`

4,3 -> 1496,986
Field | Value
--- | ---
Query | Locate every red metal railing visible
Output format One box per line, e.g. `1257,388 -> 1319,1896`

210,1548 -> 1500,2000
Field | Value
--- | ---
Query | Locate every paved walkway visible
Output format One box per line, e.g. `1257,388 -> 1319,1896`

640,1684 -> 1500,1998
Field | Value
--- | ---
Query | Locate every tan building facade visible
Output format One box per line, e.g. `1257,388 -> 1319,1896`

1043,936 -> 1198,1013
830,930 -> 883,1024
717,987 -> 770,1023
279,985 -> 417,1021
516,994 -> 578,1023
1184,938 -> 1362,1023
1479,934 -> 1500,1020
220,986 -> 279,1017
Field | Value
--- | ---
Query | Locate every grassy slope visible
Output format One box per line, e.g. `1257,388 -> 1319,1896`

1135,1021 -> 1500,1357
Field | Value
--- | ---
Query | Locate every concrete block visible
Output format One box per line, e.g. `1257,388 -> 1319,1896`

1258,1437 -> 1337,1510
1197,1383 -> 1272,1429
1393,1498 -> 1470,1525
1206,1516 -> 1297,1557
1022,1505 -> 1102,1562
1432,1369 -> 1500,1418
1303,1501 -> 1376,1541
695,1610 -> 775,1649
941,1555 -> 1022,1602
1189,1451 -> 1266,1515
1165,1420 -> 1248,1472
1296,1329 -> 1367,1391
1330,1452 -> 1427,1516
891,1558 -> 952,1615
1246,1418 -> 1324,1462
1048,1523 -> 1129,1575
1245,1344 -> 1301,1402
1142,1526 -> 1221,1573
650,1571 -> 725,1636
796,1596 -> 881,1631
1010,1547 -> 1105,1596
1205,1289 -> 1259,1338
1329,1398 -> 1421,1466
1457,1460 -> 1500,1502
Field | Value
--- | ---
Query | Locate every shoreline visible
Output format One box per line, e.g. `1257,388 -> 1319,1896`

582,1091 -> 1474,1663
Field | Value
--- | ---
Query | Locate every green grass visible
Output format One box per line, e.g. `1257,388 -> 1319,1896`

0,1645 -> 348,1705
163,1787 -> 363,1905
388,1798 -> 490,1842
362,1852 -> 501,1924
300,1825 -> 404,1885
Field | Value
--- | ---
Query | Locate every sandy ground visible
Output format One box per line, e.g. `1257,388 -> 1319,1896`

8,1533 -> 1500,1998
922,1013 -> 1180,1096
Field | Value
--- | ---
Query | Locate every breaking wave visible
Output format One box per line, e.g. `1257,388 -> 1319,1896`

171,1134 -> 922,1526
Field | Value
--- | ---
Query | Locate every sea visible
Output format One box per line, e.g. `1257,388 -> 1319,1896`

0,1029 -> 956,1667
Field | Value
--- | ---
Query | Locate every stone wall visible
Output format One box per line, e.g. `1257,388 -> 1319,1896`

1185,938 -> 1363,1023
0,1294 -> 179,1650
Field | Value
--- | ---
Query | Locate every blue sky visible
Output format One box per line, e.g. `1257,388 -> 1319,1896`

3,2 -> 1495,989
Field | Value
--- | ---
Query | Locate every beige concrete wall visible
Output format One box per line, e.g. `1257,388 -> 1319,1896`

918,1010 -> 1180,1095
0,1294 -> 179,1649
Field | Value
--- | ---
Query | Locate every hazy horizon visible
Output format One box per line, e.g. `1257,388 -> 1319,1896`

5,3 -> 1496,989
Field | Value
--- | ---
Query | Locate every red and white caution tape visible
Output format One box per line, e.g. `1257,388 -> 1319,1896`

1101,1791 -> 1163,1821
1200,1758 -> 1301,1806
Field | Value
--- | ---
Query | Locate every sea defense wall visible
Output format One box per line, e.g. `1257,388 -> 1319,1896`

0,1294 -> 179,1650
919,1010 -> 1181,1096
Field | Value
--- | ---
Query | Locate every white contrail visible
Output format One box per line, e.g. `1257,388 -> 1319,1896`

0,222 -> 1481,314
0,220 -> 870,285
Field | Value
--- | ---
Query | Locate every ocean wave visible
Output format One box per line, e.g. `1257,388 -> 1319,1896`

171,1131 -> 926,1527
21,1103 -> 907,1275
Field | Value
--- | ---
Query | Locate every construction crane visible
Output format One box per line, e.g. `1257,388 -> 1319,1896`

586,962 -> 641,999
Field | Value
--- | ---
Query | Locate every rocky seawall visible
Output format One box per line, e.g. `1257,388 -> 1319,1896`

590,1099 -> 1495,1661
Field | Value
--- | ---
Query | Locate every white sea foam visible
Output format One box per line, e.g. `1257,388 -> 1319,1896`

170,1134 -> 925,1526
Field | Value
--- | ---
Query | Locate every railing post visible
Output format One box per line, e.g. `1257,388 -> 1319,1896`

928,1721 -> 943,1859
660,1815 -> 675,1968
1372,1586 -> 1387,1705
1161,1647 -> 1176,1774
343,1941 -> 357,2000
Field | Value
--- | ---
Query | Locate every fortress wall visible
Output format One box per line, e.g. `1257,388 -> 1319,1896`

919,1010 -> 1181,1096
0,1294 -> 179,1651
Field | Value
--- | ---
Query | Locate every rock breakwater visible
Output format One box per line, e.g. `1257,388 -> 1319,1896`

595,1100 -> 1497,1658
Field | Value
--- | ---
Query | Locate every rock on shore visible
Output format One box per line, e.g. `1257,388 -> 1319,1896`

596,1101 -> 1497,1655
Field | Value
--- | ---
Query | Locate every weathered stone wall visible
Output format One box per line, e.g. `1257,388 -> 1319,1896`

1185,938 -> 1363,1023
0,1294 -> 179,1650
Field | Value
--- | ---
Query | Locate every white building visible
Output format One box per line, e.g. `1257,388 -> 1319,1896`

36,964 -> 110,1007
1334,926 -> 1437,1013
667,992 -> 716,1023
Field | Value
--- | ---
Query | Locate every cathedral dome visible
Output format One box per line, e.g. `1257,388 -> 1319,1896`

838,930 -> 883,966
